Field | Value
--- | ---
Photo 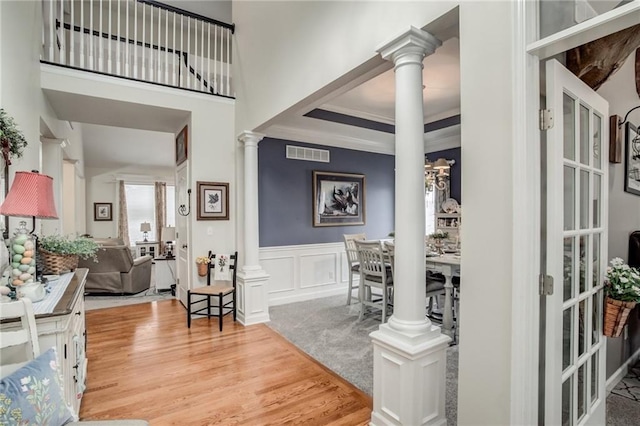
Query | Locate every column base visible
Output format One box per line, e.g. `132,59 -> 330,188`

369,323 -> 451,426
237,267 -> 270,326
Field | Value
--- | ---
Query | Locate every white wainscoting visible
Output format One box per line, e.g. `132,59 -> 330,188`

260,242 -> 354,306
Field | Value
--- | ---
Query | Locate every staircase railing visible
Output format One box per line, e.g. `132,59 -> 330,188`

41,0 -> 234,97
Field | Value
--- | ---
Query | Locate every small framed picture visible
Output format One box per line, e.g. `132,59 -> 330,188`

94,202 -> 113,221
625,122 -> 640,196
197,181 -> 229,220
176,125 -> 188,166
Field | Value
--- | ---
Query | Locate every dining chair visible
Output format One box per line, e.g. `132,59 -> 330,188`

386,241 -> 445,320
355,239 -> 393,322
343,233 -> 366,305
187,251 -> 238,331
0,298 -> 40,377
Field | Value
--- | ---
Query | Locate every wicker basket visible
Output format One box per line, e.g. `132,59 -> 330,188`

603,297 -> 636,337
39,248 -> 79,275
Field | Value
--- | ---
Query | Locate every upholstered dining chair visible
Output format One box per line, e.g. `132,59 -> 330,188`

343,233 -> 366,305
355,239 -> 393,322
187,251 -> 238,331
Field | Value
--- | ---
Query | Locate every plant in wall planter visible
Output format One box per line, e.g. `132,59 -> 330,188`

603,257 -> 640,337
195,256 -> 210,277
0,108 -> 28,166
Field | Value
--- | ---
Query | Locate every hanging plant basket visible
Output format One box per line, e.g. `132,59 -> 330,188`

603,297 -> 636,338
197,263 -> 208,277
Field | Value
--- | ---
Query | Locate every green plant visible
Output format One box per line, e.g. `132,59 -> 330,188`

0,108 -> 28,165
605,257 -> 640,302
38,234 -> 100,262
429,230 -> 449,240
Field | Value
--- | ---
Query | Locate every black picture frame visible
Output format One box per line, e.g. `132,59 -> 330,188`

176,125 -> 188,166
197,181 -> 229,220
94,202 -> 113,221
625,122 -> 640,196
312,171 -> 365,227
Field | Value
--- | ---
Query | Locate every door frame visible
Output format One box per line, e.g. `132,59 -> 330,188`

514,1 -> 639,424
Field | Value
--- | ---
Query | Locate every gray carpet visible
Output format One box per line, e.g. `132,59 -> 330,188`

608,360 -> 640,425
267,295 -> 459,425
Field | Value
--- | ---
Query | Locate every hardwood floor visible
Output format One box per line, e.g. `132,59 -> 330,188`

79,299 -> 372,425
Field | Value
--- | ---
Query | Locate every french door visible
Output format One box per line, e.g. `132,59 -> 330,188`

545,59 -> 608,425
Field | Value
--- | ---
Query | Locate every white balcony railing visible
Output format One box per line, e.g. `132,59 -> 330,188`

42,0 -> 234,97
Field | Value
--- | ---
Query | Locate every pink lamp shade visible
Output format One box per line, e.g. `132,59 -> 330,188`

0,171 -> 58,219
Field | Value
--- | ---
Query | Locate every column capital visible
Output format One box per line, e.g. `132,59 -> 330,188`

377,26 -> 441,65
237,131 -> 266,146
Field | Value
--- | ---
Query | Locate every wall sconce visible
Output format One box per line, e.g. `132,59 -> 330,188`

425,158 -> 451,192
611,106 -> 640,163
178,188 -> 191,216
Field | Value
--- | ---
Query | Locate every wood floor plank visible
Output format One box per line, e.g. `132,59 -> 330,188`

79,299 -> 372,425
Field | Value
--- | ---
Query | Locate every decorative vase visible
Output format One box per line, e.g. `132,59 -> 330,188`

434,239 -> 445,255
197,263 -> 208,277
603,297 -> 636,337
9,221 -> 37,287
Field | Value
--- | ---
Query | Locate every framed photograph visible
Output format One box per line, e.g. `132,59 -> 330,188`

94,202 -> 113,221
313,171 -> 365,227
176,125 -> 188,166
197,181 -> 229,220
625,122 -> 640,196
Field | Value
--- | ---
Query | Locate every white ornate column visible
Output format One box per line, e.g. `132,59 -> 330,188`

369,27 -> 450,426
236,131 -> 270,325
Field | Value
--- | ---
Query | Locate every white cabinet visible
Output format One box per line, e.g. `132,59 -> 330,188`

154,256 -> 176,291
16,269 -> 88,417
435,213 -> 461,239
136,241 -> 159,258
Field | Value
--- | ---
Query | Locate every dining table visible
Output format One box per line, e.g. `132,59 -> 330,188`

425,253 -> 461,340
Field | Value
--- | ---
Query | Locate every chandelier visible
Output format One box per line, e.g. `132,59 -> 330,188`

425,158 -> 450,192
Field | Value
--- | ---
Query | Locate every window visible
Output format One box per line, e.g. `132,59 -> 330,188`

425,189 -> 436,236
125,184 -> 175,243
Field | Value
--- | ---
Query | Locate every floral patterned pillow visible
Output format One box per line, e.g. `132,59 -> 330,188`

0,347 -> 75,425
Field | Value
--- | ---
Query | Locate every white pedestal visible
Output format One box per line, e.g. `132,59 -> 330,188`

370,324 -> 451,426
237,268 -> 270,326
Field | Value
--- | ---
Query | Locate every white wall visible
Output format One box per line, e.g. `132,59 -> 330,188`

232,1 -> 457,133
597,50 -> 640,261
0,0 -> 44,231
457,2 -> 515,424
41,67 -> 235,294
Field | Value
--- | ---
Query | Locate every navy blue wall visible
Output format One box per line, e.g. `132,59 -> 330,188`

258,139 -> 462,247
259,139 -> 395,247
426,147 -> 462,203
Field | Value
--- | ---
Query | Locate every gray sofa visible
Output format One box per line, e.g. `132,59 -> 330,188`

78,238 -> 152,295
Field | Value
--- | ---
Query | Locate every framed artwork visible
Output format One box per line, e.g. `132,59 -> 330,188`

313,171 -> 365,227
625,122 -> 640,196
197,181 -> 229,220
176,125 -> 188,166
94,202 -> 113,221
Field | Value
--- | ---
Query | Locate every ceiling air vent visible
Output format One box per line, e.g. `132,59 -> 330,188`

286,145 -> 330,163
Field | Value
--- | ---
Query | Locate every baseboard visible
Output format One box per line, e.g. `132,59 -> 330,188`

269,286 -> 349,307
606,345 -> 640,394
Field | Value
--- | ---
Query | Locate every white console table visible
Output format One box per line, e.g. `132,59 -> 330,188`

136,241 -> 159,258
154,256 -> 176,291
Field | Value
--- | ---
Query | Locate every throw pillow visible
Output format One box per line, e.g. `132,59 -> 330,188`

0,347 -> 75,425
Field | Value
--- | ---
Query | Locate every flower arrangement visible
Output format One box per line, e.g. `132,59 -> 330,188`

0,108 -> 28,165
605,258 -> 640,302
429,230 -> 449,240
39,234 -> 100,261
195,256 -> 210,277
195,256 -> 210,265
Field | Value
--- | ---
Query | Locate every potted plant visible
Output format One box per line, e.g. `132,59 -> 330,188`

429,230 -> 449,254
195,256 -> 210,277
0,108 -> 28,166
604,257 -> 640,337
38,234 -> 100,275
